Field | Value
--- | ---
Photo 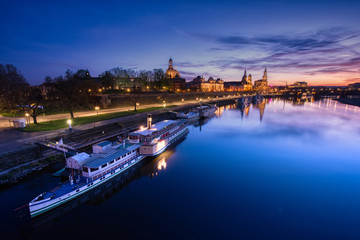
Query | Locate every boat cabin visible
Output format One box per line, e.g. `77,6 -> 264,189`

66,144 -> 141,180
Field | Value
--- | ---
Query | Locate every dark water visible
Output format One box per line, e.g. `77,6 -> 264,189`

1,98 -> 360,240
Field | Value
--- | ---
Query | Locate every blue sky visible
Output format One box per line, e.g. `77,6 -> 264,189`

1,0 -> 359,85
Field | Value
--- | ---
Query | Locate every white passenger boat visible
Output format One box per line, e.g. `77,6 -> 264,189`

28,115 -> 188,218
196,104 -> 217,118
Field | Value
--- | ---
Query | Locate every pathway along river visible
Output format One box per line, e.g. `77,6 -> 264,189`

1,98 -> 360,240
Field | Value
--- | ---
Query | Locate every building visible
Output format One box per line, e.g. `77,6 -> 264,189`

165,58 -> 180,78
348,82 -> 360,90
113,77 -> 144,91
188,76 -> 224,92
254,68 -> 269,92
288,81 -> 308,88
224,81 -> 244,91
240,70 -> 252,91
164,58 -> 186,91
171,74 -> 186,92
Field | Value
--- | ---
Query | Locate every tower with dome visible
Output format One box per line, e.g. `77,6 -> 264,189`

165,58 -> 180,79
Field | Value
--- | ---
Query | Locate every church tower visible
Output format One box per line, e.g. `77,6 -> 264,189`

262,68 -> 268,82
248,74 -> 252,85
168,58 -> 174,70
165,57 -> 180,78
241,69 -> 248,83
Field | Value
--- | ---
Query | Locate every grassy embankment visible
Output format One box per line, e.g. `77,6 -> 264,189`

20,106 -> 176,132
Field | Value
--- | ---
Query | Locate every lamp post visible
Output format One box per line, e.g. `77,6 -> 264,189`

25,113 -> 30,126
67,119 -> 72,132
95,106 -> 100,115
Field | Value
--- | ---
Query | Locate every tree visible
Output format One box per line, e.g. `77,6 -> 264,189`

111,67 -> 138,89
129,94 -> 140,111
153,68 -> 165,89
52,70 -> 89,119
138,70 -> 153,90
99,71 -> 115,89
17,87 -> 43,124
0,64 -> 29,111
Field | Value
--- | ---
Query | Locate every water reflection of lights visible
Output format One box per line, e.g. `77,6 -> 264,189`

157,157 -> 167,170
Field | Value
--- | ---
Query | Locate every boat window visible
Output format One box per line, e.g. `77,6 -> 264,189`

90,167 -> 99,172
110,160 -> 114,164
102,164 -> 107,168
82,167 -> 88,172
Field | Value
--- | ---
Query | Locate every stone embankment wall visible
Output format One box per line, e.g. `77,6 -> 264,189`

0,145 -> 41,172
0,98 -> 236,186
105,91 -> 238,108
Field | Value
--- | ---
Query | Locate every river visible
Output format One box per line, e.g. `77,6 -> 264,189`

1,98 -> 360,240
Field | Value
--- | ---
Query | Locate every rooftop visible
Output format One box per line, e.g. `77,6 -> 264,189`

130,120 -> 176,136
75,144 -> 141,169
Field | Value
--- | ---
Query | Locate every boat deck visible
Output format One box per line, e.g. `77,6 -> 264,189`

43,177 -> 88,199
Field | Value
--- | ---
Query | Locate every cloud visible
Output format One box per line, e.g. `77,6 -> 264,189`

175,27 -> 360,83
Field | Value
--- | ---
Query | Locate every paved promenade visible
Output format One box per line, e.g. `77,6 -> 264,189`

0,97 -> 235,154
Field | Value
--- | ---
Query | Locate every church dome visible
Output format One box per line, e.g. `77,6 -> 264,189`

166,57 -> 180,78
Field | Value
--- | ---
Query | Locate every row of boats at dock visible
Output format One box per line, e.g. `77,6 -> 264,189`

176,104 -> 217,121
28,105 -> 217,218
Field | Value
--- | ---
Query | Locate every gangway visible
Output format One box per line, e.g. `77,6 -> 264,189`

37,138 -> 78,156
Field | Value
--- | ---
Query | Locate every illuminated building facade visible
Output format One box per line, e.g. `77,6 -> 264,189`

240,70 -> 253,91
165,58 -> 180,78
188,76 -> 224,92
288,81 -> 308,88
254,68 -> 269,92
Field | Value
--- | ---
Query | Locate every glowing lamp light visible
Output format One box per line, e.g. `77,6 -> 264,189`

95,106 -> 100,115
67,119 -> 72,131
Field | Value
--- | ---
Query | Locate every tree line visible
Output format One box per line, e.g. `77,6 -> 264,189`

0,64 -> 172,125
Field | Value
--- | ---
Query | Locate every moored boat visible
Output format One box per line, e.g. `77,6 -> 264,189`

28,115 -> 188,218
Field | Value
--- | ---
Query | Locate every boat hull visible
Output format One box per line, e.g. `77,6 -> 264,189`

29,155 -> 145,218
29,126 -> 189,218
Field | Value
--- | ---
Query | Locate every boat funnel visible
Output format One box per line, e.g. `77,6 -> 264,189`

147,114 -> 152,129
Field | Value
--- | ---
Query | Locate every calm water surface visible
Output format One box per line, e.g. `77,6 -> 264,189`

1,98 -> 360,240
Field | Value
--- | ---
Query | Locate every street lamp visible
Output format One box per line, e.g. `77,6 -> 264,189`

95,106 -> 100,115
67,119 -> 72,131
25,113 -> 30,126
163,103 -> 166,110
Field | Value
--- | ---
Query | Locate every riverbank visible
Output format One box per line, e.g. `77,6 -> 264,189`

21,106 -> 175,132
335,98 -> 360,107
0,99 -> 236,187
0,154 -> 63,188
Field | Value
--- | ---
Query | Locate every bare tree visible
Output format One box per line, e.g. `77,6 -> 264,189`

0,64 -> 29,111
52,70 -> 88,119
99,71 -> 115,89
138,70 -> 153,90
17,87 -> 43,124
129,94 -> 140,111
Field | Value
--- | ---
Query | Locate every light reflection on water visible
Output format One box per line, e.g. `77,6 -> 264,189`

1,98 -> 360,240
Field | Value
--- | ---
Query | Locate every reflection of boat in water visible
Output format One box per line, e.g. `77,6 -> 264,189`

28,115 -> 188,218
